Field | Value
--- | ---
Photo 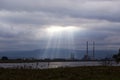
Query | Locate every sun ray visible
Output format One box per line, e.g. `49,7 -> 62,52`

42,25 -> 81,59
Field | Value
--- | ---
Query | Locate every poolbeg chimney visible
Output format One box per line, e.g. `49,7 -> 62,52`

93,41 -> 95,60
86,41 -> 88,57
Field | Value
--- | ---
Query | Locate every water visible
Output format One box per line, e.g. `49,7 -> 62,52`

0,61 -> 120,69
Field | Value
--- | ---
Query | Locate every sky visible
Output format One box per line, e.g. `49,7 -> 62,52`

0,0 -> 120,51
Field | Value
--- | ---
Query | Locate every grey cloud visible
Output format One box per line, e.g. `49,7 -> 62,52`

0,0 -> 120,22
0,0 -> 120,51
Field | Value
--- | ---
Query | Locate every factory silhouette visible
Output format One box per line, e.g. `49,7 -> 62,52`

82,41 -> 95,60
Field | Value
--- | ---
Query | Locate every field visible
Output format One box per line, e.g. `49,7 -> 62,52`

0,66 -> 120,80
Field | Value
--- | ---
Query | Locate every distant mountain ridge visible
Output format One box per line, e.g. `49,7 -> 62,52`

0,49 -> 118,59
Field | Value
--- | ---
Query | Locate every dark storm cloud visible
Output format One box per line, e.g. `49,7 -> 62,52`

0,0 -> 120,51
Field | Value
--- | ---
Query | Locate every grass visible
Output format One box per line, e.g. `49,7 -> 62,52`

0,66 -> 120,80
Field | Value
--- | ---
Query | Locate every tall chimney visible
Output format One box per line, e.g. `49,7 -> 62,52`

86,41 -> 88,57
93,41 -> 95,60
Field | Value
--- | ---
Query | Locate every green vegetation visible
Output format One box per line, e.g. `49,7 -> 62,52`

0,66 -> 120,80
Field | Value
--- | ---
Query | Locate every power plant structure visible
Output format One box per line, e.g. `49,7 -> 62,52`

92,41 -> 95,60
82,41 -> 96,60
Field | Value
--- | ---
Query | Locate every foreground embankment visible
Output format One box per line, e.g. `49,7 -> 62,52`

0,66 -> 120,80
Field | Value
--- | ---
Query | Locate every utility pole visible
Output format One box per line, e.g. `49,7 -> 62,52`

70,53 -> 75,60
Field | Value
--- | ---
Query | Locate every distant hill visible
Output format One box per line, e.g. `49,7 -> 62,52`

0,49 -> 118,59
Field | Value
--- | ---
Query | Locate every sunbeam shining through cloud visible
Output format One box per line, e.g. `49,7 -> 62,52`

42,26 -> 80,59
0,0 -> 120,59
46,26 -> 79,33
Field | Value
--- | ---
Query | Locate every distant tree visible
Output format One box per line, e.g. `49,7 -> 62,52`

101,58 -> 112,66
1,56 -> 8,60
113,49 -> 120,63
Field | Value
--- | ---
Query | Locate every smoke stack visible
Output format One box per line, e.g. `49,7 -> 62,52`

93,41 -> 95,60
86,41 -> 88,57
